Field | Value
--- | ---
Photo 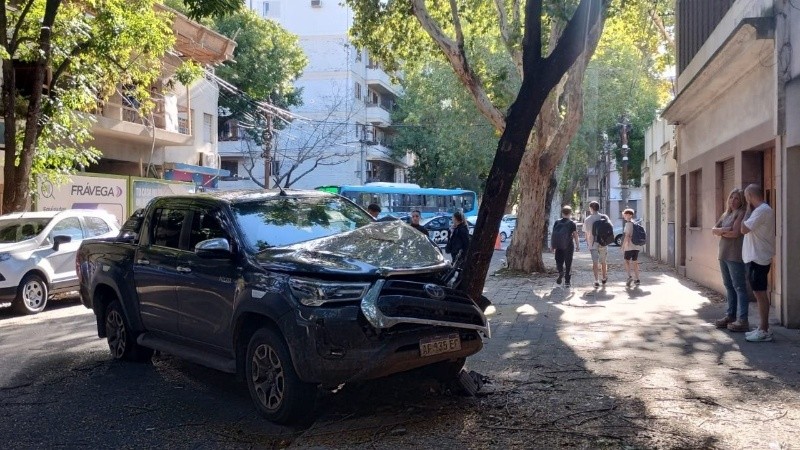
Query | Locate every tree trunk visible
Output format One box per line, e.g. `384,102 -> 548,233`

1,59 -> 17,214
505,152 -> 559,272
2,0 -> 61,213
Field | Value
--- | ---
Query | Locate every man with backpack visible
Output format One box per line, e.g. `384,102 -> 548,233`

622,208 -> 647,287
583,201 -> 613,287
551,205 -> 580,287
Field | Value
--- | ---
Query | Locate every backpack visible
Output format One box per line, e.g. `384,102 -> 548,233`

592,216 -> 615,247
551,219 -> 572,250
631,222 -> 647,246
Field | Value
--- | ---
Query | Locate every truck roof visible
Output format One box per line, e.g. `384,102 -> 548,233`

161,189 -> 335,205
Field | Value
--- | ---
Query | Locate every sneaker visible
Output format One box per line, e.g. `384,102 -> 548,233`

714,316 -> 735,328
601,279 -> 607,285
564,282 -> 571,288
635,279 -> 640,285
626,277 -> 633,287
726,320 -> 750,332
594,280 -> 600,288
556,275 -> 563,285
745,329 -> 773,342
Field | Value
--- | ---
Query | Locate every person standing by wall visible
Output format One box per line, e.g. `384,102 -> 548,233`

712,189 -> 749,332
740,184 -> 776,342
583,201 -> 612,287
551,206 -> 580,288
622,208 -> 641,287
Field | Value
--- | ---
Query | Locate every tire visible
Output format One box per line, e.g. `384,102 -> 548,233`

500,232 -> 508,243
13,273 -> 48,315
104,300 -> 153,362
246,328 -> 316,424
424,357 -> 466,381
615,234 -> 623,247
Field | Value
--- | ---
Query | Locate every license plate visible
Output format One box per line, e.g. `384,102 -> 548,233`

419,333 -> 461,357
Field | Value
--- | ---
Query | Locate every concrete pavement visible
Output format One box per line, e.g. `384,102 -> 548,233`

468,245 -> 800,448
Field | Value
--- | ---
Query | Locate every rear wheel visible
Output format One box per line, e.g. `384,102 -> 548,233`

105,300 -> 153,362
246,328 -> 316,424
615,234 -> 623,247
13,274 -> 48,315
500,232 -> 508,243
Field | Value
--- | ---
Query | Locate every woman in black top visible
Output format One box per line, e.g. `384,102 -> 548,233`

445,211 -> 470,261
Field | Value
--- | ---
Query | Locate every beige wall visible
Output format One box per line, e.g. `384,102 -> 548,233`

677,63 -> 777,298
642,119 -> 678,266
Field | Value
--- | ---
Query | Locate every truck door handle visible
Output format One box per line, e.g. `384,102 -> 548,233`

176,266 -> 192,273
136,259 -> 150,265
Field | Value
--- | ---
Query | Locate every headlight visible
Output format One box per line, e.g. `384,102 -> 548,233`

289,278 -> 371,307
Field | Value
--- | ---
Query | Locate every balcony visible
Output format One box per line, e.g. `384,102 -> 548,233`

91,96 -> 192,146
364,102 -> 392,127
366,66 -> 398,97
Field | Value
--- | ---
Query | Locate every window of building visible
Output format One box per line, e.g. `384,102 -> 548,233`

355,48 -> 362,62
203,113 -> 213,143
689,169 -> 702,227
716,158 -> 735,219
220,160 -> 239,177
354,82 -> 362,100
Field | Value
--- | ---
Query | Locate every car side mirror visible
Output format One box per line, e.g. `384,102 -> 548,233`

52,235 -> 71,251
195,238 -> 232,259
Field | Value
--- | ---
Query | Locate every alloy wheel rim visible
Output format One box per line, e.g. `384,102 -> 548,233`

22,280 -> 44,309
106,310 -> 126,358
251,343 -> 284,411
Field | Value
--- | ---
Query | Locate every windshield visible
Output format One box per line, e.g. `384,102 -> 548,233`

0,218 -> 52,243
232,196 -> 373,252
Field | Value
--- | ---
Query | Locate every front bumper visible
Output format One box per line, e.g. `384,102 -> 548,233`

283,279 -> 489,386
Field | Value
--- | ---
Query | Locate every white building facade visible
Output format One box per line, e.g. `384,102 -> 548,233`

219,0 -> 410,190
640,118 -> 678,266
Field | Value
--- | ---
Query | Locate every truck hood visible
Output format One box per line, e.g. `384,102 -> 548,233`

0,239 -> 39,254
256,221 -> 448,276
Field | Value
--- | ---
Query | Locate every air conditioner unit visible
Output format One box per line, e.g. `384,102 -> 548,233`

311,0 -> 321,7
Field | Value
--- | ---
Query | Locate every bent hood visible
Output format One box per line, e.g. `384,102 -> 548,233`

257,221 -> 447,276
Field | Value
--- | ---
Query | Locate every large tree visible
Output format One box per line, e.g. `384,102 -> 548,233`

1,0 -> 239,213
348,0 -> 609,299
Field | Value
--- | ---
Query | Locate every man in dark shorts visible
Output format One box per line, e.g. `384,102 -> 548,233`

550,206 -> 580,288
741,184 -> 776,342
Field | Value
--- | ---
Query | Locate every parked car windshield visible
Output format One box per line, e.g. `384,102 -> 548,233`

0,218 -> 51,243
232,196 -> 373,251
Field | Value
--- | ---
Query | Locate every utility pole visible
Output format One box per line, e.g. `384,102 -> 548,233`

261,113 -> 273,189
618,116 -> 632,208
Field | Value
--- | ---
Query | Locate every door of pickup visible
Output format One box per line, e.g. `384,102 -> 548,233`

134,208 -> 187,334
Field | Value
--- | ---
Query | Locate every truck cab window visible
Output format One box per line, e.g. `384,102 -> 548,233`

189,210 -> 227,249
152,209 -> 186,249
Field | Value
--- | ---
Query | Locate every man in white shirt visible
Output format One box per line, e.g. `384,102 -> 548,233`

740,184 -> 776,342
583,201 -> 611,287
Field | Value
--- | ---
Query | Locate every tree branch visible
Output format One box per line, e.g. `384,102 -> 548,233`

543,0 -> 606,86
7,0 -> 37,54
410,0 -> 506,132
493,0 -> 523,76
49,40 -> 94,96
521,0 -> 544,74
448,0 -> 465,49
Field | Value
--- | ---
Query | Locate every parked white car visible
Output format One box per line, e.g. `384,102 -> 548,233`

0,210 -> 120,314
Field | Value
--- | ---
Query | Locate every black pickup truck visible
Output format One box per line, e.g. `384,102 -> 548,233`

77,190 -> 489,424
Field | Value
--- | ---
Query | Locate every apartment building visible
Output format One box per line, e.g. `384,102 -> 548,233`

219,0 -> 411,189
662,0 -> 800,327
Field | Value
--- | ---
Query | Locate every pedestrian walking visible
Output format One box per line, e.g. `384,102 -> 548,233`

409,210 -> 428,236
445,211 -> 470,262
712,188 -> 749,332
551,205 -> 580,287
582,201 -> 613,287
740,184 -> 776,342
622,208 -> 641,287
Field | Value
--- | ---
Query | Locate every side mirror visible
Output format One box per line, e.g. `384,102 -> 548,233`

195,238 -> 232,259
117,230 -> 138,243
52,235 -> 72,251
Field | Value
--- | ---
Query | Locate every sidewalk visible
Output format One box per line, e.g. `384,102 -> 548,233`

470,245 -> 800,448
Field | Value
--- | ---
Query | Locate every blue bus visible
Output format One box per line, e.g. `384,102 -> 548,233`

325,183 -> 478,219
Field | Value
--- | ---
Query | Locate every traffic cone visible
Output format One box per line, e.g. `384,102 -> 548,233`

494,233 -> 502,250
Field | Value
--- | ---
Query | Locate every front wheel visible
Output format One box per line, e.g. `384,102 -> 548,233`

13,273 -> 48,315
500,232 -> 508,243
105,300 -> 153,362
246,328 -> 316,424
615,234 -> 623,247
